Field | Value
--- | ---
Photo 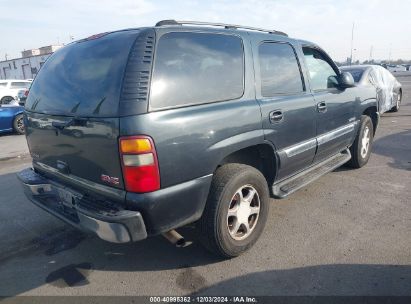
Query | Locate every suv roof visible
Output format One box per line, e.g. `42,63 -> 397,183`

101,20 -> 291,42
152,20 -> 322,50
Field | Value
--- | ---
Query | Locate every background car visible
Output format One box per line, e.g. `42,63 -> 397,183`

0,104 -> 25,134
16,89 -> 29,105
340,65 -> 402,112
0,80 -> 32,105
386,64 -> 407,72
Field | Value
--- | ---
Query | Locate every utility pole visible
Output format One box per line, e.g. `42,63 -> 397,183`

350,22 -> 355,66
5,53 -> 8,61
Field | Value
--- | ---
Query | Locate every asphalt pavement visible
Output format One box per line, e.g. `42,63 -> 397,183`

0,75 -> 410,296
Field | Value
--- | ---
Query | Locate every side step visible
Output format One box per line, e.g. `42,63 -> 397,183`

272,149 -> 351,198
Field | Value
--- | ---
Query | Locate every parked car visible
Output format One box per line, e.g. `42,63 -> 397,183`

386,64 -> 407,72
16,89 -> 29,105
0,104 -> 25,134
340,65 -> 402,112
18,20 -> 379,258
0,80 -> 32,105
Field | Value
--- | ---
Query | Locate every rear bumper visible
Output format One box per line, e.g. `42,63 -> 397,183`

17,168 -> 147,243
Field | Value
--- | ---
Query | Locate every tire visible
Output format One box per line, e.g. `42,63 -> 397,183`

13,114 -> 25,135
1,96 -> 14,105
197,164 -> 270,258
347,115 -> 373,168
391,90 -> 402,112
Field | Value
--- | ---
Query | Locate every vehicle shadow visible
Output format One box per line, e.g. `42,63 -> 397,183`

192,264 -> 411,296
0,171 -> 220,296
0,155 -> 409,296
372,129 -> 411,171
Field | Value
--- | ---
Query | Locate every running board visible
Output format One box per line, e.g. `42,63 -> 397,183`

272,149 -> 351,198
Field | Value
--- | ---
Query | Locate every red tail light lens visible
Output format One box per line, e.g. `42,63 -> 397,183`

119,136 -> 160,193
24,90 -> 29,97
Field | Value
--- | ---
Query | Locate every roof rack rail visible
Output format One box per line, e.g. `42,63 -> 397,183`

155,20 -> 288,37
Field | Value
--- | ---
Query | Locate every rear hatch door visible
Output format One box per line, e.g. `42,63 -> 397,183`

24,30 -> 141,191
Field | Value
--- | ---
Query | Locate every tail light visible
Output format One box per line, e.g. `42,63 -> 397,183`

24,90 -> 29,97
119,136 -> 160,193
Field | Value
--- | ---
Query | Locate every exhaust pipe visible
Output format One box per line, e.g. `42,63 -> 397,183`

162,230 -> 186,247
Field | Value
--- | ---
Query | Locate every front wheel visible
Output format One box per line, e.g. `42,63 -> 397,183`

13,114 -> 25,135
347,115 -> 373,168
197,164 -> 270,258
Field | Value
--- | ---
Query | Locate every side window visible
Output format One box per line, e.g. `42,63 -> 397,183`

259,42 -> 304,96
150,32 -> 244,110
303,47 -> 338,91
344,69 -> 364,83
0,82 -> 7,87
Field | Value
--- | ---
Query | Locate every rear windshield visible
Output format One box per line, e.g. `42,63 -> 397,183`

342,69 -> 364,83
25,31 -> 139,117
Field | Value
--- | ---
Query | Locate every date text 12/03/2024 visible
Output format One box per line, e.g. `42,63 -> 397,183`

149,296 -> 257,303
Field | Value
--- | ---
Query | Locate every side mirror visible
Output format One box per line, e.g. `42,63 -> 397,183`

338,72 -> 355,89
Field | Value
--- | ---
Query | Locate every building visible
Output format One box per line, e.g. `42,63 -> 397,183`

21,49 -> 40,57
39,45 -> 61,55
0,45 -> 63,80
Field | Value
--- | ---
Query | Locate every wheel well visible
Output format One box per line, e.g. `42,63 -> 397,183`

217,144 -> 277,189
363,106 -> 378,135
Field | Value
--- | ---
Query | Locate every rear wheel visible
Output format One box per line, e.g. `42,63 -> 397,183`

347,115 -> 373,168
392,91 -> 401,112
13,114 -> 25,135
197,164 -> 269,258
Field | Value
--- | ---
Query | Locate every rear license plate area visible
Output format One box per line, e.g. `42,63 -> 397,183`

55,186 -> 83,210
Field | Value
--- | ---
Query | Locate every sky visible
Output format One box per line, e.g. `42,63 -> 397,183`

0,0 -> 410,62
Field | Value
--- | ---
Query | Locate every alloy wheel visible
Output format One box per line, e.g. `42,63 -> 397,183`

16,116 -> 24,133
227,185 -> 260,241
360,126 -> 370,158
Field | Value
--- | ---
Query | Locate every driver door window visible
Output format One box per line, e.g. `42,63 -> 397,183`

303,47 -> 338,91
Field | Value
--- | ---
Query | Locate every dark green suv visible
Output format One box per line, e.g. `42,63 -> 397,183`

18,20 -> 379,258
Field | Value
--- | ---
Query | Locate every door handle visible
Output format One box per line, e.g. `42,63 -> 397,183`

269,110 -> 283,123
317,101 -> 327,113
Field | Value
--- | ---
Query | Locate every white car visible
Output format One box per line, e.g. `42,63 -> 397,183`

340,65 -> 402,113
0,80 -> 32,105
387,65 -> 407,72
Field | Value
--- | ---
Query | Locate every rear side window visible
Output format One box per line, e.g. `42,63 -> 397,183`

342,69 -> 365,82
25,31 -> 139,116
342,69 -> 364,83
11,82 -> 30,89
0,82 -> 7,87
259,42 -> 304,96
150,32 -> 244,110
